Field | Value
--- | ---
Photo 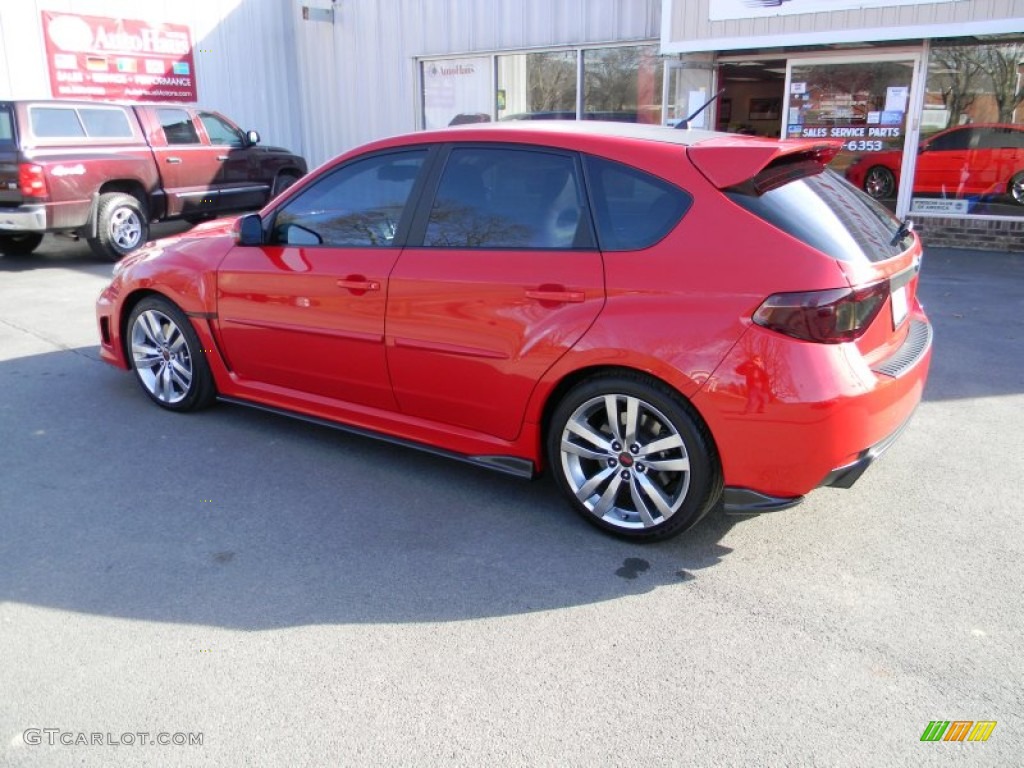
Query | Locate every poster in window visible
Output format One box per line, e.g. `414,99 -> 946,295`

422,57 -> 493,130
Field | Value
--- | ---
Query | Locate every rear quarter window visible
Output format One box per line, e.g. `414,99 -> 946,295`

583,155 -> 692,251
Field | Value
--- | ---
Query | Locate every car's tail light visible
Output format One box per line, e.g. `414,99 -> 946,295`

753,282 -> 889,343
18,164 -> 48,198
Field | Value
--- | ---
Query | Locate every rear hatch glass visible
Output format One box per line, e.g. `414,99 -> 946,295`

0,103 -> 19,206
725,160 -> 913,263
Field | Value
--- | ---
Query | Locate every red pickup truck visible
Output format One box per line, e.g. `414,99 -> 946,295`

0,100 -> 307,260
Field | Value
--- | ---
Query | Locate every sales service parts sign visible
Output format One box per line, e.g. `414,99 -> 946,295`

42,12 -> 197,102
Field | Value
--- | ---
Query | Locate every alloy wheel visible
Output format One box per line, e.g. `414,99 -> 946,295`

559,393 -> 691,530
130,309 -> 194,404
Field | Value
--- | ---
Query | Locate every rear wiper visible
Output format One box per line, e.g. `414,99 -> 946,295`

890,217 -> 914,246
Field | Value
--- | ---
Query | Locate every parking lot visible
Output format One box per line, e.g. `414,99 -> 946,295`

1,229 -> 1022,766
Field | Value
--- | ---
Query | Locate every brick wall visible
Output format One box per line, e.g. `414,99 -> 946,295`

914,217 -> 1024,252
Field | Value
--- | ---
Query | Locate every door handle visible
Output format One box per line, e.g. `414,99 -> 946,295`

217,155 -> 229,161
337,277 -> 381,292
165,157 -> 182,164
525,287 -> 586,303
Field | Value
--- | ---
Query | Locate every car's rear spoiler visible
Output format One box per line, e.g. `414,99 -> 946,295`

687,137 -> 843,190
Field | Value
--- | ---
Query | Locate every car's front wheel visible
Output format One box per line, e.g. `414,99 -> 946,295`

547,374 -> 722,541
126,297 -> 216,411
863,166 -> 896,199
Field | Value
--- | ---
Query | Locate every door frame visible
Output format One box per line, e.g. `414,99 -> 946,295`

783,47 -> 927,220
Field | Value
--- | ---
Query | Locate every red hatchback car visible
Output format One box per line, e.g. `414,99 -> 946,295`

97,122 -> 932,541
845,122 -> 1024,204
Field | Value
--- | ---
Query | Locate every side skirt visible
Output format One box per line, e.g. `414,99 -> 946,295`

216,396 -> 537,480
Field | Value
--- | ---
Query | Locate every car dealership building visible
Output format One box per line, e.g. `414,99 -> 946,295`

1,0 -> 1022,249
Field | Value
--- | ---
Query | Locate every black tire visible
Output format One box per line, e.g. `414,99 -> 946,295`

863,166 -> 896,200
271,172 -> 300,198
88,192 -> 149,261
0,232 -> 43,256
125,296 -> 216,412
547,373 -> 722,542
1009,172 -> 1024,206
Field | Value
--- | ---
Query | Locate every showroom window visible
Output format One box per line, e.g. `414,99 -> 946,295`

583,44 -> 663,124
913,39 -> 1024,217
421,42 -> 665,128
497,50 -> 578,121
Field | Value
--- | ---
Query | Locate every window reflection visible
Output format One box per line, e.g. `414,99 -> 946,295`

271,151 -> 426,247
424,148 -> 587,249
915,40 -> 1024,216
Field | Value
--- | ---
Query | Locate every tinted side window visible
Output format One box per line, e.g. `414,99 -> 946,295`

199,113 -> 243,146
157,108 -> 200,145
271,150 -> 427,247
928,128 -> 972,151
976,127 -> 1024,150
424,147 -> 589,249
30,107 -> 85,138
78,108 -> 134,138
583,156 -> 691,251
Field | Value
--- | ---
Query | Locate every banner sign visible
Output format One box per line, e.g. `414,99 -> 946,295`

710,0 -> 958,21
42,12 -> 196,102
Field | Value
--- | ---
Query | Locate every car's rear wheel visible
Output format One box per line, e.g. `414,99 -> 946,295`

89,193 -> 149,261
0,232 -> 43,256
547,374 -> 722,541
1009,172 -> 1024,205
863,166 -> 896,199
126,297 -> 215,412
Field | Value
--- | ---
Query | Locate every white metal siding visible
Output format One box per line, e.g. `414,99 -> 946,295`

2,0 -> 661,167
292,0 -> 662,167
665,0 -> 1024,51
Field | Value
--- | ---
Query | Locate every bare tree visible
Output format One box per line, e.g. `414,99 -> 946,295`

976,43 -> 1024,123
929,46 -> 984,126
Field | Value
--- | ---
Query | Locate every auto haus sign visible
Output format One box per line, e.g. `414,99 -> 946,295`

42,12 -> 197,103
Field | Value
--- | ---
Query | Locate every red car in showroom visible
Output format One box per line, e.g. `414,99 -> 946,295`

96,122 -> 932,541
846,122 -> 1024,204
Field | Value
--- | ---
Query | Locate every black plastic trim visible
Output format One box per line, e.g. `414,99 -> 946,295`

216,396 -> 536,480
723,488 -> 803,514
819,409 -> 916,489
873,318 -> 932,378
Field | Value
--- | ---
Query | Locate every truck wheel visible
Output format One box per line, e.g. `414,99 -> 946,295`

88,193 -> 149,261
0,233 -> 43,256
271,172 -> 300,198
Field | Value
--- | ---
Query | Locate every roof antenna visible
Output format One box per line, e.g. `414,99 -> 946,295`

675,89 -> 726,130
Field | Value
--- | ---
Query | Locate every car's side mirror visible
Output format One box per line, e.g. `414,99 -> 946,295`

245,129 -> 260,146
236,213 -> 264,246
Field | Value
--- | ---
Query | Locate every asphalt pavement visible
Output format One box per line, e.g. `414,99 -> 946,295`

1,229 -> 1021,766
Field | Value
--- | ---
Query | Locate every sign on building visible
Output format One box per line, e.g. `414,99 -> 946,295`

42,12 -> 196,102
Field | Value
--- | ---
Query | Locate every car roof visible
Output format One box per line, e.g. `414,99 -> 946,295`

417,120 -> 727,147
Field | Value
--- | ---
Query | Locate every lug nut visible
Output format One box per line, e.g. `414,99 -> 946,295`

608,458 -> 617,467
612,442 -> 621,451
620,470 -> 630,480
630,444 -> 640,454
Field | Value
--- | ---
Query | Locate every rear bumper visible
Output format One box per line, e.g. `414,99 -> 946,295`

0,205 -> 47,231
819,405 -> 916,489
693,309 -> 932,499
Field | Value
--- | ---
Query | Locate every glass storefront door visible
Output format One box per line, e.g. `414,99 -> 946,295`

784,54 -> 924,218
